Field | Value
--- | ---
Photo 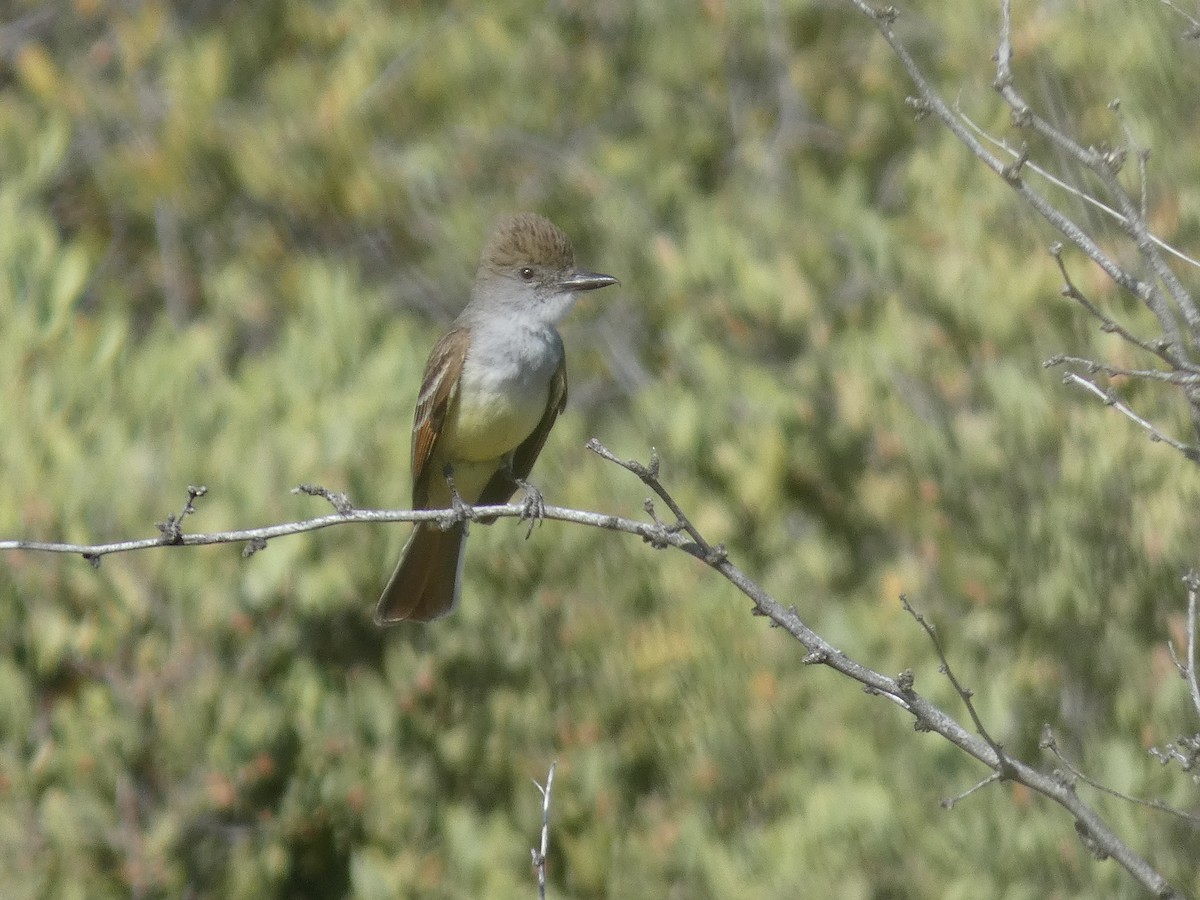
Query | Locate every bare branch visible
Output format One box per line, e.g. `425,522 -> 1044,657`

530,761 -> 556,900
1149,734 -> 1200,776
1046,245 -> 1196,371
1060,372 -> 1200,461
156,485 -> 208,546
293,483 -> 355,514
1179,573 -> 1200,722
851,0 -> 1200,460
1045,355 -> 1200,385
941,772 -> 1003,810
1040,725 -> 1200,827
958,112 -> 1200,272
834,3 -> 1193,893
900,594 -> 1013,778
0,496 -> 681,564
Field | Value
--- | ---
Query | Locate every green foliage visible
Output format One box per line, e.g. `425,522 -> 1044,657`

1,0 -> 1199,896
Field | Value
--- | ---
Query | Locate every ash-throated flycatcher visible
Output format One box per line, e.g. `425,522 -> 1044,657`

374,213 -> 618,625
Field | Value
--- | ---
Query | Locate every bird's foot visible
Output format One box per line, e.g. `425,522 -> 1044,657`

440,463 -> 476,529
515,478 -> 545,539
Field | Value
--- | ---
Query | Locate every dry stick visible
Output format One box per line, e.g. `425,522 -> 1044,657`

1046,355 -> 1200,385
1179,573 -> 1200,722
530,762 -> 556,900
1109,102 -> 1150,233
1187,575 -> 1200,721
1047,244 -> 1196,373
898,594 -> 1017,810
957,111 -> 1200,274
1043,248 -> 1200,461
1039,725 -> 1200,827
0,491 -> 681,565
1149,734 -> 1200,775
1060,371 -> 1200,462
842,3 -> 1199,849
942,772 -> 1003,810
899,594 -> 1012,778
156,485 -> 208,546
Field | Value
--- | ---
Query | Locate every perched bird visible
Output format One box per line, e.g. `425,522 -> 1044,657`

375,213 -> 618,624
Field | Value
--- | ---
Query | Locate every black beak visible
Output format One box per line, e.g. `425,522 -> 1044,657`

557,270 -> 619,292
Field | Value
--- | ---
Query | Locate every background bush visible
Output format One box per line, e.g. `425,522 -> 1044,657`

1,0 -> 1198,896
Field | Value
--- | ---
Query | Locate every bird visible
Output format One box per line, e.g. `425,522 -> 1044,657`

374,213 -> 618,624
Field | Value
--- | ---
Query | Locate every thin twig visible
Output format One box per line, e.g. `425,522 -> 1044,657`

900,594 -> 1014,779
1160,0 -> 1200,39
1040,725 -> 1200,826
1182,573 -> 1200,721
0,491 -> 683,565
958,111 -> 1200,272
1060,371 -> 1200,461
1149,734 -> 1200,775
1107,99 -> 1150,231
1044,355 -> 1200,385
941,772 -> 1003,810
155,485 -> 208,546
293,483 -> 355,514
531,761 -> 556,900
834,4 -> 1189,893
1047,245 -> 1195,371
586,440 -> 728,565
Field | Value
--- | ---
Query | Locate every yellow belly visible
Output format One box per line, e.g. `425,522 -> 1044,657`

425,387 -> 546,507
440,378 -> 548,463
424,324 -> 559,505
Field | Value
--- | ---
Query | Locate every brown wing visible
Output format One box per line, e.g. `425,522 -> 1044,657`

410,327 -> 468,509
476,355 -> 568,506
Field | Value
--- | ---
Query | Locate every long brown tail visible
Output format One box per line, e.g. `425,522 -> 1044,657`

374,523 -> 466,624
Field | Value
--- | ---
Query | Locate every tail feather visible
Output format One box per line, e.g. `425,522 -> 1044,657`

374,524 -> 466,625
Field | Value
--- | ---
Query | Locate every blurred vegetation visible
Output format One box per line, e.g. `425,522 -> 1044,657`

1,0 -> 1199,896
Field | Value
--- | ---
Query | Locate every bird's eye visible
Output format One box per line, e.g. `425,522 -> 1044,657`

519,267 -> 535,281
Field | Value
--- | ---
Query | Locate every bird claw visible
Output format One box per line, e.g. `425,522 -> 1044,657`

440,491 -> 476,529
440,464 -> 475,529
517,480 -> 545,538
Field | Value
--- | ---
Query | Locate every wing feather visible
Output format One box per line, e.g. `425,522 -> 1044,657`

410,327 -> 468,509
